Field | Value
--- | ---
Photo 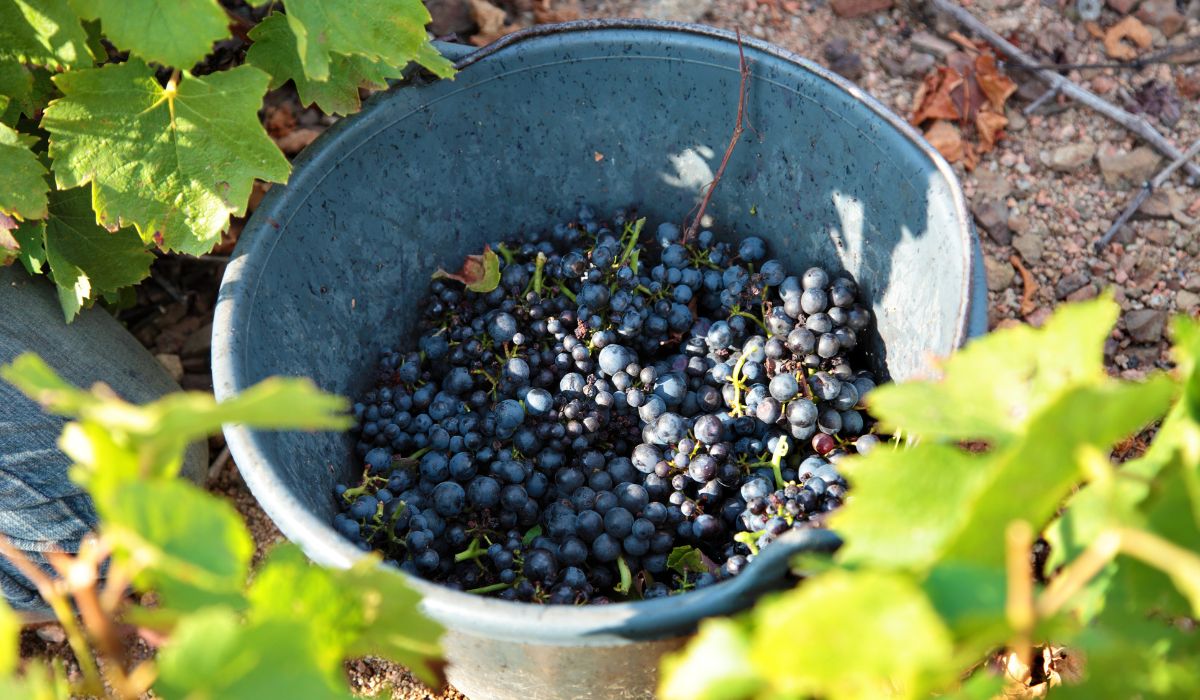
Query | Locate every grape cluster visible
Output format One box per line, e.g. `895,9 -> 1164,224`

332,207 -> 882,604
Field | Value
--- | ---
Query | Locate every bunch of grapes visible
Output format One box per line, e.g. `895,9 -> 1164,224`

331,206 -> 882,604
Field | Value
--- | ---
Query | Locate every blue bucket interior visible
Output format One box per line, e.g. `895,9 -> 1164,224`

215,20 -> 982,640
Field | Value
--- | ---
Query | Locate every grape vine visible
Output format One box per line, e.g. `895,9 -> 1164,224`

0,0 -> 453,320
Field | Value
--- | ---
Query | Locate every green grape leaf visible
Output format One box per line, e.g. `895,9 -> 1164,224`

30,185 -> 153,321
868,297 -> 1118,445
0,0 -> 95,69
43,60 -> 290,255
0,61 -> 31,118
338,562 -> 445,688
9,220 -> 45,274
156,608 -> 354,700
0,228 -> 17,266
247,544 -> 365,670
658,617 -> 762,700
97,479 -> 253,610
246,13 -> 402,116
833,444 -> 993,570
941,377 -> 1176,568
415,41 -> 458,79
667,545 -> 708,575
1,66 -> 57,125
283,0 -> 433,82
0,599 -> 18,676
749,571 -> 955,700
68,0 -> 230,69
0,659 -> 71,700
0,122 -> 49,220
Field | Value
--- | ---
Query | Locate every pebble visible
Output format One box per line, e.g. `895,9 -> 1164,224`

824,39 -> 864,81
1107,0 -> 1141,13
1013,233 -> 1045,263
910,30 -> 956,57
1125,308 -> 1168,343
1066,284 -> 1099,302
972,199 -> 1012,245
35,625 -> 67,644
641,0 -> 716,22
427,0 -> 474,35
985,256 -> 1016,291
1178,290 -> 1200,312
900,51 -> 935,77
155,353 -> 185,383
1097,146 -> 1163,187
974,167 -> 1013,202
181,322 -> 214,358
1047,142 -> 1097,172
1136,0 -> 1186,36
1056,271 -> 1091,299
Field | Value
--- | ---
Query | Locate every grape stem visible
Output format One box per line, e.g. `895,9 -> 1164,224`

769,435 -> 790,488
730,308 -> 768,334
682,29 -> 750,245
466,582 -> 512,595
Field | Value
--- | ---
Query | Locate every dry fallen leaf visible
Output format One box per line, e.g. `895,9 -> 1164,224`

1104,16 -> 1152,61
470,0 -> 519,46
274,127 -> 322,155
533,0 -> 581,23
911,46 -> 1015,168
264,105 -> 296,138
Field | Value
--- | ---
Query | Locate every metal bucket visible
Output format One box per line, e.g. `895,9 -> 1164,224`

213,20 -> 986,700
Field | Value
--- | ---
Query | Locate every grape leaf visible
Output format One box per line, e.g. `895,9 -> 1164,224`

68,0 -> 230,69
868,297 -> 1118,445
156,608 -> 355,700
247,544 -> 365,670
751,571 -> 955,699
833,444 -> 993,570
97,478 -> 253,611
246,13 -> 401,116
941,377 -> 1176,569
25,185 -> 154,320
658,618 -> 762,700
433,246 -> 501,292
0,228 -> 17,266
667,545 -> 708,575
0,61 -> 31,117
43,60 -> 291,255
0,65 -> 56,125
8,220 -> 45,274
339,563 -> 445,687
282,0 -> 433,82
0,0 -> 95,69
0,122 -> 48,220
415,40 -> 458,79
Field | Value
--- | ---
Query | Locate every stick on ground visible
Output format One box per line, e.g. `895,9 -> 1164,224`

1095,138 -> 1200,251
929,0 -> 1200,183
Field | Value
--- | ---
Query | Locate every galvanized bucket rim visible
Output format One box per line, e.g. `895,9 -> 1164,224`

213,19 -> 976,644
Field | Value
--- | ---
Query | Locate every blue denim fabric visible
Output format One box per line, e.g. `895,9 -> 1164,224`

0,267 -> 205,611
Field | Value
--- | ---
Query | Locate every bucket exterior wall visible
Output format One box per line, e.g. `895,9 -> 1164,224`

213,20 -> 986,700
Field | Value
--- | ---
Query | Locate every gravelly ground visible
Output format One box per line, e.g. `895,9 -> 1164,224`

19,1 -> 1198,697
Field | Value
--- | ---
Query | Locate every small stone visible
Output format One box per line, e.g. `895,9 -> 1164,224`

155,353 -> 185,383
35,625 -> 66,644
1047,142 -> 1097,172
1178,290 -> 1200,312
1097,146 -> 1163,187
1067,284 -> 1099,302
1091,75 -> 1117,94
181,322 -> 213,358
427,0 -> 475,35
1125,308 -> 1167,343
1012,233 -> 1044,263
1056,271 -> 1090,299
640,0 -> 716,22
1184,274 -> 1200,292
973,167 -> 1013,202
1005,106 -> 1027,132
1008,214 -> 1032,236
1144,227 -> 1172,246
1136,0 -> 1186,35
824,39 -> 864,81
900,51 -> 935,77
985,256 -> 1015,291
1107,0 -> 1140,13
910,30 -> 956,57
1138,189 -> 1183,218
830,0 -> 892,17
972,199 -> 1011,245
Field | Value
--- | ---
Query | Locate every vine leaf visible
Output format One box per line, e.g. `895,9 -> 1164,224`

0,0 -> 95,70
433,246 -> 501,292
0,122 -> 49,221
15,186 -> 152,321
283,0 -> 434,82
68,0 -> 231,69
246,13 -> 400,116
43,60 -> 291,255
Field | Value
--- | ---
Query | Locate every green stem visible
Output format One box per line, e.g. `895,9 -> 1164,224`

495,243 -> 515,265
730,308 -> 768,334
466,582 -> 512,595
556,282 -> 577,303
615,556 -> 633,595
769,435 -> 790,488
454,536 -> 487,563
531,252 -> 546,295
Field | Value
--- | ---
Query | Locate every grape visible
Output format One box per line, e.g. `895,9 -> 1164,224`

336,209 -> 879,603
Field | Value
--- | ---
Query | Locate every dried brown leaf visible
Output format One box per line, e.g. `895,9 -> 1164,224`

1104,16 -> 1152,61
912,67 -> 964,125
924,120 -> 965,164
976,110 -> 1008,151
975,52 -> 1017,112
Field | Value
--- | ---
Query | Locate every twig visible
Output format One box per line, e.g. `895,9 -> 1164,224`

1009,255 -> 1038,317
1022,85 -> 1060,116
1005,520 -> 1035,673
1004,36 -> 1200,73
682,29 -> 750,245
207,445 -> 232,484
1095,139 -> 1200,252
929,0 -> 1200,183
